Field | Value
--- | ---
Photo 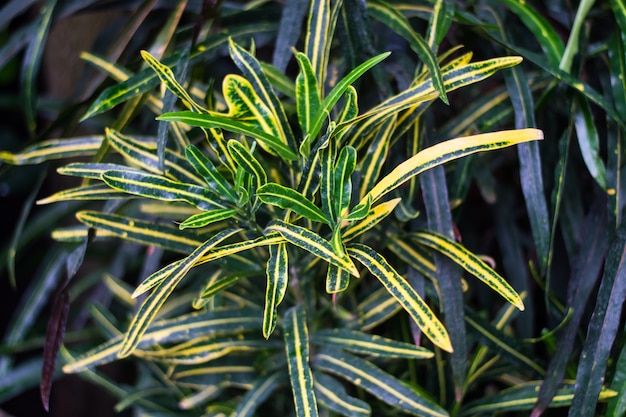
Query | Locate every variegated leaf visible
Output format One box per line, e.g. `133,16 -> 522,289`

313,329 -> 433,359
257,183 -> 330,224
264,243 -> 289,338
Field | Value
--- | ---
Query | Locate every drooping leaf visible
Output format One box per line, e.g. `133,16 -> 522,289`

0,136 -> 103,165
313,371 -> 370,417
233,371 -> 286,417
346,243 -> 452,352
284,306 -> 319,417
315,349 -> 448,417
413,230 -> 525,310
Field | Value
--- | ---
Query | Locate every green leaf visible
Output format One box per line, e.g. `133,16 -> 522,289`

63,308 -> 263,372
263,243 -> 289,338
295,52 -> 322,136
313,371 -> 371,417
354,288 -> 402,331
118,229 -> 242,358
319,133 -> 337,222
284,306 -> 319,417
412,230 -> 525,310
184,145 -> 238,203
258,183 -> 330,224
178,209 -> 238,230
326,263 -> 350,294
75,211 -> 203,254
460,381 -> 616,416
573,95 -> 607,190
315,349 -> 448,417
313,329 -> 433,359
105,128 -> 202,185
234,371 -> 286,417
346,243 -> 452,352
36,184 -> 130,204
363,128 -> 543,205
265,220 -> 359,276
358,116 -> 394,200
228,38 -> 297,153
227,139 -> 268,191
386,235 -> 436,281
157,111 -> 299,161
367,0 -> 448,103
334,145 -> 357,217
102,169 -> 226,211
0,136 -> 103,165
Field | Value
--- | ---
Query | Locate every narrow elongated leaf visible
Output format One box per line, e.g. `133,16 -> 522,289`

102,169 -> 226,211
574,95 -> 607,190
40,286 -> 68,411
284,306 -> 319,417
313,329 -> 433,359
228,38 -> 297,152
75,211 -> 203,253
157,111 -> 298,160
313,371 -> 370,417
0,136 -> 103,165
334,145 -> 357,218
104,128 -> 202,185
354,288 -> 402,331
234,371 -> 286,417
464,308 -> 544,375
258,183 -> 330,224
21,0 -> 56,132
118,229 -> 242,358
367,0 -> 447,103
36,184 -> 130,204
179,209 -> 238,230
141,50 -> 205,112
568,222 -> 626,416
295,52 -> 322,136
265,220 -> 358,276
363,128 -> 543,205
63,308 -> 263,373
319,134 -> 337,222
309,52 -> 390,141
184,145 -> 238,202
198,233 -> 286,265
227,139 -> 268,191
387,236 -> 437,281
315,349 -> 448,417
413,230 -> 524,310
264,243 -> 289,338
461,381 -> 616,416
57,163 -> 140,180
346,243 -> 452,352
358,116 -> 395,200
304,0 -> 330,90
272,0 -> 308,71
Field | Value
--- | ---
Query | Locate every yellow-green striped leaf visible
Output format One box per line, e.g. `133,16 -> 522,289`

313,371 -> 370,417
459,381 -> 616,416
105,128 -> 202,185
57,163 -> 137,179
141,50 -> 206,113
36,184 -> 130,205
75,211 -> 203,253
102,169 -> 226,211
118,228 -> 242,358
197,233 -> 286,265
334,145 -> 357,217
227,139 -> 268,191
362,128 -> 544,205
315,349 -> 449,417
412,230 -> 524,310
265,220 -> 359,277
228,38 -> 297,152
326,263 -> 350,294
358,116 -> 395,200
367,0 -> 447,103
63,308 -> 262,373
257,183 -> 330,224
263,243 -> 289,338
184,144 -> 238,203
319,134 -> 337,222
355,288 -> 402,331
0,136 -> 103,165
346,243 -> 452,352
179,208 -> 238,230
295,52 -> 322,136
313,329 -> 433,359
138,334 -> 275,365
284,306 -> 319,417
234,371 -> 286,417
342,198 -> 401,242
386,236 -> 436,281
343,197 -> 371,222
157,111 -> 298,161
